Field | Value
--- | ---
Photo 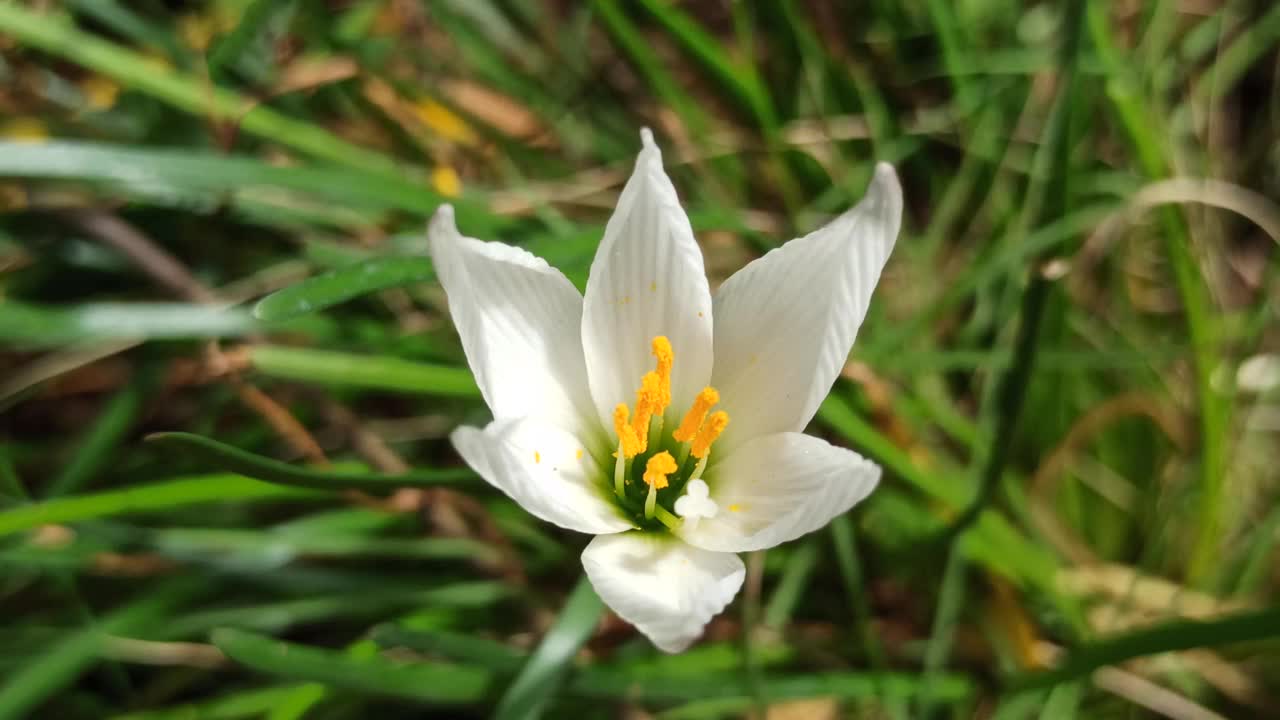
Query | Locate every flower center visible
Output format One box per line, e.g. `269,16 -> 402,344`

610,336 -> 728,530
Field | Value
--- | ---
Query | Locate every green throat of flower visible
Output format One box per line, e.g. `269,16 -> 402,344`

609,336 -> 728,531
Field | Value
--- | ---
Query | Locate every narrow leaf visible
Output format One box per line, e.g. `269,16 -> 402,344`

1012,606 -> 1280,690
0,301 -> 253,348
253,256 -> 434,321
493,575 -> 603,720
0,473 -> 318,537
146,432 -> 472,491
212,628 -> 495,704
249,345 -> 479,397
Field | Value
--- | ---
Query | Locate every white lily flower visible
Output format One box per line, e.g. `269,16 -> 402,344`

429,129 -> 902,653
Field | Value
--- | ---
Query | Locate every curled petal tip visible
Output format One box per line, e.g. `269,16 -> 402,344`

864,162 -> 904,222
870,162 -> 900,195
639,126 -> 656,149
428,203 -> 458,238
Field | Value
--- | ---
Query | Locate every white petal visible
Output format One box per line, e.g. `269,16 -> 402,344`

680,433 -> 880,553
581,533 -> 744,653
429,205 -> 597,437
710,164 -> 902,452
451,418 -> 632,535
581,129 -> 714,430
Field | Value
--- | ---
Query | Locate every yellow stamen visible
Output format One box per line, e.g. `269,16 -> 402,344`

642,451 -> 677,490
673,386 -> 719,442
690,411 -> 730,459
631,371 -> 663,451
613,404 -> 643,458
651,336 -> 673,409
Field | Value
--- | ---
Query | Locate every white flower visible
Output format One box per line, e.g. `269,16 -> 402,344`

428,129 -> 902,653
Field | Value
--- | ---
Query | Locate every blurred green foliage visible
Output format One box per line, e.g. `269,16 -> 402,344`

1,0 -> 1278,718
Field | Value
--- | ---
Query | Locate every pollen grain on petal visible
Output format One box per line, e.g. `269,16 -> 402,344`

690,411 -> 730,459
642,451 -> 677,489
673,386 -> 719,442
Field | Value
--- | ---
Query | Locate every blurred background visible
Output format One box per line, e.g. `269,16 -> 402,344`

2,0 -> 1279,718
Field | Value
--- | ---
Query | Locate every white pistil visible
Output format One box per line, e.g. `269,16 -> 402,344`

674,479 -> 718,531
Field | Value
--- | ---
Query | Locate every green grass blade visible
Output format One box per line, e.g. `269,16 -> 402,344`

493,575 -> 603,720
0,580 -> 199,720
108,686 -> 311,720
253,256 -> 435,321
46,374 -> 148,497
249,345 -> 479,397
0,141 -> 436,217
219,629 -> 973,706
1013,606 -> 1280,690
145,432 -> 472,491
0,4 -> 399,174
0,301 -> 254,348
634,0 -> 773,127
212,628 -> 495,704
0,474 -> 319,538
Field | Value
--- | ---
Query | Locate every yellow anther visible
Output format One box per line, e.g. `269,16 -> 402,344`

690,411 -> 730,459
643,451 -> 677,489
613,404 -> 643,458
631,371 -> 664,450
651,336 -> 673,408
673,386 -> 719,442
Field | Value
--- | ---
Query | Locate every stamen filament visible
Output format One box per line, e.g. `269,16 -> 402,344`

613,443 -> 626,498
653,505 -> 682,530
642,451 -> 677,520
675,441 -> 691,468
647,413 -> 663,453
688,454 -> 709,483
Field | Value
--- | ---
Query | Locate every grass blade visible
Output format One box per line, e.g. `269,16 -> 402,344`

0,3 -> 398,174
0,580 -> 199,719
0,474 -> 318,538
249,345 -> 479,397
145,432 -> 472,491
0,301 -> 253,348
493,575 -> 603,720
1013,606 -> 1280,690
212,628 -> 494,704
253,256 -> 435,321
